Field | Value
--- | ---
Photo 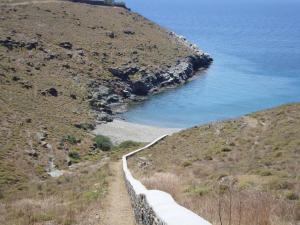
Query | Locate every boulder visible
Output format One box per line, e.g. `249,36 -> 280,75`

132,81 -> 151,96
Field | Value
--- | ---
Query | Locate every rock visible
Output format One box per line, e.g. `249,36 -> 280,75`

76,49 -> 85,56
12,76 -> 20,81
0,37 -> 24,50
40,141 -> 48,147
46,143 -> 52,150
20,80 -> 32,89
108,66 -> 139,80
121,89 -> 131,98
59,41 -> 72,50
131,80 -> 151,96
123,30 -> 135,35
44,52 -> 58,60
106,94 -> 120,104
25,40 -> 38,50
106,32 -> 116,38
70,94 -> 77,99
36,131 -> 47,142
27,149 -> 38,159
41,87 -> 58,97
97,112 -> 113,122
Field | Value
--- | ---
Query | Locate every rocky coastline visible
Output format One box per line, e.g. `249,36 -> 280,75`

89,32 -> 213,124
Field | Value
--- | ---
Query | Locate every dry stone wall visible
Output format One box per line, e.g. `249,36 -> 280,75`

122,135 -> 212,225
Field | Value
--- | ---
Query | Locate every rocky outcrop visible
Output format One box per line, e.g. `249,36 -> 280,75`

0,37 -> 38,50
86,31 -> 212,123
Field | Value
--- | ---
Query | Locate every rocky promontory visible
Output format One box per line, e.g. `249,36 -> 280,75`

89,33 -> 212,122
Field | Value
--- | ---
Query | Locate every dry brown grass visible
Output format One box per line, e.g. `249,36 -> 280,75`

0,160 -> 110,225
142,173 -> 299,225
142,172 -> 183,199
0,0 -> 194,193
129,103 -> 300,225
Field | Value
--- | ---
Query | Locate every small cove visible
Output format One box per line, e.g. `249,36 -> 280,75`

123,0 -> 300,128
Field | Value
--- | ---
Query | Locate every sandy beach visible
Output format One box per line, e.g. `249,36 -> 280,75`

92,120 -> 181,144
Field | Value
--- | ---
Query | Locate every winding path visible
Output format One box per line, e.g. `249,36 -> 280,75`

102,161 -> 136,225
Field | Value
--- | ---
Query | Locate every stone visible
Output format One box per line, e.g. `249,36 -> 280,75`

132,81 -> 151,96
108,66 -> 139,80
41,87 -> 58,97
20,80 -> 33,89
59,41 -> 73,50
25,40 -> 38,50
106,31 -> 116,38
70,94 -> 77,99
27,149 -> 38,158
97,112 -> 113,122
36,131 -> 47,142
106,94 -> 119,104
123,30 -> 135,35
12,76 -> 20,81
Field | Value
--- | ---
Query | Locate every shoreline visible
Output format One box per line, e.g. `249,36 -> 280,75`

89,31 -> 213,124
92,119 -> 181,144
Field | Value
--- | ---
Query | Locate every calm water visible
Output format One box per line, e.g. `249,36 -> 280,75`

123,0 -> 300,128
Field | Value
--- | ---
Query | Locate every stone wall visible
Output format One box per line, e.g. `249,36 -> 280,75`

122,135 -> 212,225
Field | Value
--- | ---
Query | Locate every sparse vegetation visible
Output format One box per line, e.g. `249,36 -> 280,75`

118,140 -> 140,149
94,135 -> 113,151
0,0 -> 196,223
0,162 -> 109,225
68,150 -> 81,164
129,103 -> 300,225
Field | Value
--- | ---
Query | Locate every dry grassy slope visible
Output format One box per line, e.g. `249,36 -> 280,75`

128,103 -> 300,224
0,0 -> 194,194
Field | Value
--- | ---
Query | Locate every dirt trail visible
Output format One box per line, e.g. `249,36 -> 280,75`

102,161 -> 136,225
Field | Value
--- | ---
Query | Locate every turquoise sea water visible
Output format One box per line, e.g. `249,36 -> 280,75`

123,0 -> 300,128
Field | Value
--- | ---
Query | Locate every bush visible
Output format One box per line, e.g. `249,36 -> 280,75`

286,192 -> 299,200
74,123 -> 95,131
68,151 -> 80,163
118,140 -> 140,149
94,135 -> 112,151
63,135 -> 80,145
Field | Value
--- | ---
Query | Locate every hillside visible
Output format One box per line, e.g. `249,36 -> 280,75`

0,0 -> 211,224
128,103 -> 300,225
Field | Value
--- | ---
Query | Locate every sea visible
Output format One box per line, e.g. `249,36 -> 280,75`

122,0 -> 300,128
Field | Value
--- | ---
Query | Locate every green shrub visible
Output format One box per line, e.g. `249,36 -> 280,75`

63,135 -> 80,145
94,135 -> 112,151
186,185 -> 210,196
286,192 -> 299,200
182,161 -> 192,167
74,123 -> 95,131
118,140 -> 140,149
68,151 -> 80,163
221,147 -> 232,152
